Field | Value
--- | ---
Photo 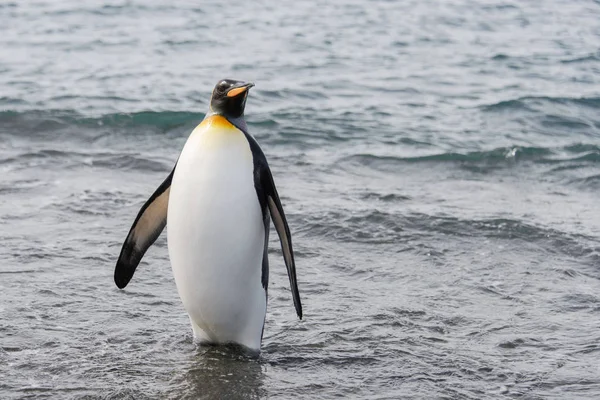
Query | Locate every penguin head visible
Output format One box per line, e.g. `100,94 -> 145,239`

210,79 -> 254,119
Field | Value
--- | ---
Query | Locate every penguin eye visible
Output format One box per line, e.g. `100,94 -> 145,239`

218,80 -> 232,92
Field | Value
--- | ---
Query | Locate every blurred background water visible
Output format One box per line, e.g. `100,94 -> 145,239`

1,0 -> 600,398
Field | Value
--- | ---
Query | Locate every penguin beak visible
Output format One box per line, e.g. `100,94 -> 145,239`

226,82 -> 255,98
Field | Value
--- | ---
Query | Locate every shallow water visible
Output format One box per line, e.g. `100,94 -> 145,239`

1,0 -> 600,398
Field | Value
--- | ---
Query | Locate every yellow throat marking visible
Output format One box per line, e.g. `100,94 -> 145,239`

193,115 -> 249,155
198,115 -> 236,130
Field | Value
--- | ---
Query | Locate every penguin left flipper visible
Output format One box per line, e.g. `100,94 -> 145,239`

114,163 -> 176,289
244,133 -> 303,320
265,171 -> 303,320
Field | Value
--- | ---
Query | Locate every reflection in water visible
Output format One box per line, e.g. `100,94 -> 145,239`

173,345 -> 265,400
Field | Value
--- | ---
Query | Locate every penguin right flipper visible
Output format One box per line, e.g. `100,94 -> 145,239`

114,164 -> 176,289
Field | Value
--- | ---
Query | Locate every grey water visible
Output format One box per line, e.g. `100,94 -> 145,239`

1,0 -> 600,398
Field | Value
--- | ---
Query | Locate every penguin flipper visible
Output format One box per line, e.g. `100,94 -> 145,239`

243,132 -> 302,319
114,164 -> 176,289
262,167 -> 303,320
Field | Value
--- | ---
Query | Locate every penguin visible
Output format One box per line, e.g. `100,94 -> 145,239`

114,79 -> 302,352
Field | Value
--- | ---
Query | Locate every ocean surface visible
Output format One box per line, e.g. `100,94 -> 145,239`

1,0 -> 600,398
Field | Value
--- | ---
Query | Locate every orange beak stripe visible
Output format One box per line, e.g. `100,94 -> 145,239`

226,86 -> 250,98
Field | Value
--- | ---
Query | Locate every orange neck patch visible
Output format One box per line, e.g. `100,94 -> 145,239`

198,115 -> 236,130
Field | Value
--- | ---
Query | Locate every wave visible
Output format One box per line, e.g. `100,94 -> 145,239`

0,109 -> 205,133
297,210 -> 599,266
561,52 -> 600,64
0,149 -> 171,172
338,145 -> 600,171
480,96 -> 600,112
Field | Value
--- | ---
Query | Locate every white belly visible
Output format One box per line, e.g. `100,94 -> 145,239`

167,118 -> 266,350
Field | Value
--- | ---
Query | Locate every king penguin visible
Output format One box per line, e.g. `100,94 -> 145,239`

113,79 -> 302,352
